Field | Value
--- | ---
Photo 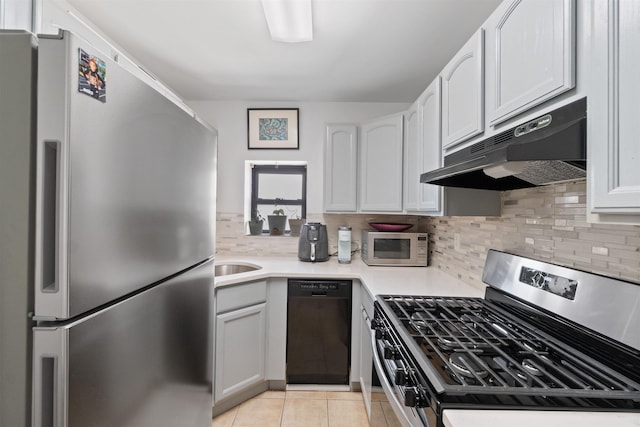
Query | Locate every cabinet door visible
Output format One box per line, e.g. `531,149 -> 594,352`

324,124 -> 358,212
359,306 -> 373,418
441,29 -> 484,149
589,0 -> 640,217
418,78 -> 443,213
359,113 -> 404,212
486,0 -> 575,126
214,303 -> 266,402
403,102 -> 420,211
265,278 -> 287,381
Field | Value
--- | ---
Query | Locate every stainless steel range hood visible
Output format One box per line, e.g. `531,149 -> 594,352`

421,98 -> 586,191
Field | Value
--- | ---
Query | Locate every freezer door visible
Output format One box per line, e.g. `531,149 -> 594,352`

35,31 -> 217,319
32,259 -> 214,427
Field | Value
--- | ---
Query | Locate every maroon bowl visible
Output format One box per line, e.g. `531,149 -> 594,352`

368,222 -> 414,232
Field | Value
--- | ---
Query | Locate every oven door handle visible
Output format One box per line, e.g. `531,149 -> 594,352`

371,335 -> 419,427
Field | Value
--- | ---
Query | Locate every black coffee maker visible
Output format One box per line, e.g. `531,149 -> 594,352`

298,222 -> 329,262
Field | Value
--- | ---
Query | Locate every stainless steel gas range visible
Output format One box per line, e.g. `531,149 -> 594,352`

372,250 -> 640,427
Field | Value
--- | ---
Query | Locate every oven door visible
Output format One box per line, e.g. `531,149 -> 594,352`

371,333 -> 429,427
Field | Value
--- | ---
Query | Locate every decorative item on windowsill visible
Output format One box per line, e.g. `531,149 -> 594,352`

288,216 -> 305,237
286,206 -> 304,237
248,210 -> 265,236
268,201 -> 287,236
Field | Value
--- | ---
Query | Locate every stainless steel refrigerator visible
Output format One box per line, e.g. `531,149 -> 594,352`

0,30 -> 217,427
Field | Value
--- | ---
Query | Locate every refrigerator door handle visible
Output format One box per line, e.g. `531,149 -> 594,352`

32,328 -> 67,427
35,138 -> 69,320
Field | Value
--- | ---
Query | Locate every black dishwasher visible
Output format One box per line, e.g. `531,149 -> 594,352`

286,279 -> 352,384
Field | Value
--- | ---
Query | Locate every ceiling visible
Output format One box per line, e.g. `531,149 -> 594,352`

65,0 -> 502,103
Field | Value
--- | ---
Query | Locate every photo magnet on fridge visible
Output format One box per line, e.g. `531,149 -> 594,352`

78,48 -> 106,102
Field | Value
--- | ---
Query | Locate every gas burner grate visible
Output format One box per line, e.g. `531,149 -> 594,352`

377,295 -> 640,401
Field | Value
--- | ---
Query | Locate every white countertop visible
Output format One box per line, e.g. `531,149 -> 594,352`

213,255 -> 486,299
444,410 -> 640,427
213,255 -> 640,427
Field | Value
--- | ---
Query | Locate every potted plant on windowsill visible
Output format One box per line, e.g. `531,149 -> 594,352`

248,211 -> 264,235
288,215 -> 305,237
268,202 -> 287,236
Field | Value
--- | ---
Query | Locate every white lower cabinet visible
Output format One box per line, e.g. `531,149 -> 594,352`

359,290 -> 374,418
266,278 -> 287,382
213,278 -> 374,411
215,302 -> 266,402
214,280 -> 268,403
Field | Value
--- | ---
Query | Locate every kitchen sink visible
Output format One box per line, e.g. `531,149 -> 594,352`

214,263 -> 261,277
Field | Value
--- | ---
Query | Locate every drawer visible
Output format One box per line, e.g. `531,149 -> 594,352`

216,280 -> 267,314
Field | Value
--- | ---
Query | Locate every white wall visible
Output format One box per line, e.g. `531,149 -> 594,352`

34,0 -> 193,111
188,101 -> 410,213
1,0 -> 33,30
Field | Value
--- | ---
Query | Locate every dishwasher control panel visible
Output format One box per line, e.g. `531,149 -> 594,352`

299,282 -> 339,291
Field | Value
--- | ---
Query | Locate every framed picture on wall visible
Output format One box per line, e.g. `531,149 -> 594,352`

247,108 -> 299,149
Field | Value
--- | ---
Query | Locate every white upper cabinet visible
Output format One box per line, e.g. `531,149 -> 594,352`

441,29 -> 485,149
359,113 -> 404,212
417,78 -> 443,212
403,102 -> 420,211
324,124 -> 358,212
588,0 -> 640,221
405,81 -> 442,213
414,77 -> 500,217
486,0 -> 576,126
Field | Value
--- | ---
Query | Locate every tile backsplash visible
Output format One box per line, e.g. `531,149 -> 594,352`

216,180 -> 640,287
215,212 -> 421,258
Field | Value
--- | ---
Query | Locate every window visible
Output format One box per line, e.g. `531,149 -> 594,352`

248,162 -> 307,233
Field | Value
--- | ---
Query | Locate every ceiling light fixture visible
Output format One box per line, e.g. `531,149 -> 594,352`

261,0 -> 313,43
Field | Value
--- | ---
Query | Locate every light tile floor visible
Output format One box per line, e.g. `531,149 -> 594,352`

212,390 -> 402,427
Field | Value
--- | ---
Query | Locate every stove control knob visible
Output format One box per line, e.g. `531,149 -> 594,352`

395,368 -> 415,386
370,318 -> 381,330
383,344 -> 399,360
374,327 -> 385,340
394,368 -> 408,386
404,387 -> 427,408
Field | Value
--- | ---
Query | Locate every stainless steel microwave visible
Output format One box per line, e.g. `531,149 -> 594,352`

361,231 -> 428,266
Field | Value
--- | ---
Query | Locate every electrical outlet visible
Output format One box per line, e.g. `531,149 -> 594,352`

454,233 -> 461,252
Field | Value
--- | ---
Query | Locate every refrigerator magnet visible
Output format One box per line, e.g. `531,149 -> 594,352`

78,48 -> 106,103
